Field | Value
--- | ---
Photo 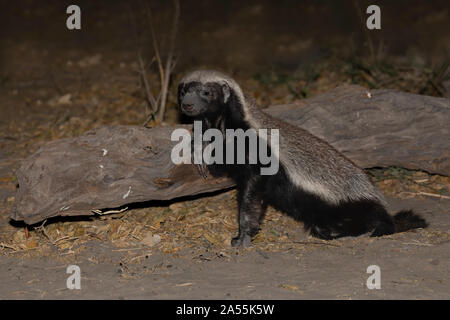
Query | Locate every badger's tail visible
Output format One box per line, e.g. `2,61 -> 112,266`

393,210 -> 428,233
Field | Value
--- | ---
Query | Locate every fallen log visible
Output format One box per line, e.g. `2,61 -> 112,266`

10,85 -> 450,224
10,125 -> 235,224
266,85 -> 450,175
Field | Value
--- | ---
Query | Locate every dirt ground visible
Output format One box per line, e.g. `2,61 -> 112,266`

0,195 -> 449,300
0,1 -> 449,299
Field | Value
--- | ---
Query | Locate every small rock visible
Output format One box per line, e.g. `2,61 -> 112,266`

140,232 -> 161,247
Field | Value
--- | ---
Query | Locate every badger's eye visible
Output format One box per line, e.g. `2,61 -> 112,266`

201,90 -> 211,97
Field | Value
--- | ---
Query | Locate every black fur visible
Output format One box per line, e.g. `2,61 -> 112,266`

179,77 -> 428,247
392,210 -> 428,233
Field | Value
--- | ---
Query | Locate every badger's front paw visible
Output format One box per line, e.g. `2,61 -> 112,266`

231,234 -> 252,247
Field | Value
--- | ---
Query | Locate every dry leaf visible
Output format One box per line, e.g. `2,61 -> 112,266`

280,284 -> 300,291
25,238 -> 39,249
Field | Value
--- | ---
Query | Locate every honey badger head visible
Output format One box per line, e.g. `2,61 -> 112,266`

178,70 -> 246,120
178,81 -> 229,117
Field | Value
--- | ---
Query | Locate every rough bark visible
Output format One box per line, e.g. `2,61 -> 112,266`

266,85 -> 449,175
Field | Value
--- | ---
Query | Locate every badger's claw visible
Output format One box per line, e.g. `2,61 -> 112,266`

195,163 -> 209,179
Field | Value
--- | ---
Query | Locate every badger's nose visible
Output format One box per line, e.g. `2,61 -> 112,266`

181,92 -> 197,113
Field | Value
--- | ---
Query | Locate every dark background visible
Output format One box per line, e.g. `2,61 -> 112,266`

1,0 -> 449,72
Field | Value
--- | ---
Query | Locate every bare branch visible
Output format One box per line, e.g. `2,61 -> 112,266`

156,0 -> 180,121
138,52 -> 157,114
128,3 -> 157,125
143,0 -> 165,94
135,0 -> 180,124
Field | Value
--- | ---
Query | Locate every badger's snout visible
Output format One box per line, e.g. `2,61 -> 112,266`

180,93 -> 199,114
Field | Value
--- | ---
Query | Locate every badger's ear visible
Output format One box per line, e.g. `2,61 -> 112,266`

221,82 -> 230,103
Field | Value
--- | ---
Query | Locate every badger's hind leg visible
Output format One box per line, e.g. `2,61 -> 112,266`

231,176 -> 267,247
306,200 -> 395,240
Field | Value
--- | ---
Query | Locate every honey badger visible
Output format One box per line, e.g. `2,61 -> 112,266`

178,70 -> 427,247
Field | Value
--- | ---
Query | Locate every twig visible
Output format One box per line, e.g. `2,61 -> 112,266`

272,240 -> 340,247
402,241 -> 433,247
138,52 -> 157,117
133,0 -> 180,124
141,0 -> 180,122
54,236 -> 79,244
0,242 -> 19,251
92,207 -> 129,216
35,219 -> 53,243
399,191 -> 450,200
289,240 -> 340,247
128,2 -> 157,126
129,253 -> 152,262
427,79 -> 445,96
111,247 -> 142,252
143,1 -> 165,91
142,113 -> 154,127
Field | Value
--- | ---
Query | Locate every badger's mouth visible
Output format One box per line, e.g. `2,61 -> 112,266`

181,104 -> 194,112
